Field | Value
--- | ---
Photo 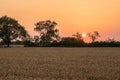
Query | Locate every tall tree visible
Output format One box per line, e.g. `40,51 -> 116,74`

0,16 -> 28,47
34,20 -> 60,46
73,32 -> 83,41
88,31 -> 100,42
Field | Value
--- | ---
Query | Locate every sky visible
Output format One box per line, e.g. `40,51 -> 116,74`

0,0 -> 120,41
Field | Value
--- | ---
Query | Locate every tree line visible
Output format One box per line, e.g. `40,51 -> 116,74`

0,16 -> 120,47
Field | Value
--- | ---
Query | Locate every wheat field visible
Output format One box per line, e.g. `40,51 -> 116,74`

0,48 -> 120,80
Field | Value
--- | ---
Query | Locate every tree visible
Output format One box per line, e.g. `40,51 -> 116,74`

73,32 -> 83,41
34,20 -> 60,46
0,16 -> 28,47
88,31 -> 100,42
106,37 -> 115,42
34,35 -> 40,43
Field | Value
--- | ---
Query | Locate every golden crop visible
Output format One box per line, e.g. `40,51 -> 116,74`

0,48 -> 120,80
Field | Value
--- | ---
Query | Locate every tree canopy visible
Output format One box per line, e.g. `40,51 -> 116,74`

34,20 -> 60,46
0,16 -> 28,47
88,31 -> 100,42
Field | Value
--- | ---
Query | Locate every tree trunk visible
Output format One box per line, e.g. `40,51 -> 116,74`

7,43 -> 10,47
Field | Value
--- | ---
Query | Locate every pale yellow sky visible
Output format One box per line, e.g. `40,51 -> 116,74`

0,0 -> 120,41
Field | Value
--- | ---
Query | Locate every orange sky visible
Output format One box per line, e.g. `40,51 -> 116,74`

0,0 -> 120,41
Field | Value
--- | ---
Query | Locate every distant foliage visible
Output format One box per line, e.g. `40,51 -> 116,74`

59,37 -> 85,47
88,41 -> 120,47
23,40 -> 36,47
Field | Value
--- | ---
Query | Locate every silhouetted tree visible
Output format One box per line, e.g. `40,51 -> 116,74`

72,32 -> 85,43
88,31 -> 100,42
33,35 -> 40,46
34,20 -> 60,46
73,32 -> 83,41
106,38 -> 115,42
0,16 -> 28,47
34,35 -> 40,43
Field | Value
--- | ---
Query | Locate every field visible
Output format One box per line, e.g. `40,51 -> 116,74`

0,48 -> 120,80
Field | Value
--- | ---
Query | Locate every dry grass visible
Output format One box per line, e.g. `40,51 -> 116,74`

0,48 -> 120,80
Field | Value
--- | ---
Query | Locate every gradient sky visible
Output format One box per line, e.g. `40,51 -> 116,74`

0,0 -> 120,41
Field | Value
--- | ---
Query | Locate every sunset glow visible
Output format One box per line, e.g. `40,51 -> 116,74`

0,0 -> 120,41
82,33 -> 86,38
